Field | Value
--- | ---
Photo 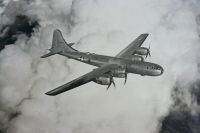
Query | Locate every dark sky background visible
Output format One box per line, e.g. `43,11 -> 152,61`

0,15 -> 39,50
0,0 -> 200,133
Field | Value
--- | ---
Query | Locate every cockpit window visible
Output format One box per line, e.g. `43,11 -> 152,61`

147,65 -> 161,70
150,65 -> 161,70
156,66 -> 161,70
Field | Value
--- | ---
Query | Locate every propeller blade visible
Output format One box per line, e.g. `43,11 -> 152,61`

107,76 -> 114,90
112,78 -> 116,88
107,82 -> 111,90
148,45 -> 151,57
145,45 -> 151,58
145,53 -> 148,58
124,74 -> 127,85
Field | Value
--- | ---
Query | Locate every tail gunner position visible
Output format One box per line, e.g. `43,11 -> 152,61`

41,29 -> 164,96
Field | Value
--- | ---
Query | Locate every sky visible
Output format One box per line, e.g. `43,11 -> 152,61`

0,0 -> 200,133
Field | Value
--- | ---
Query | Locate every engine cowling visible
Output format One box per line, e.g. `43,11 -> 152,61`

135,47 -> 148,56
131,55 -> 144,61
93,76 -> 111,85
112,68 -> 126,78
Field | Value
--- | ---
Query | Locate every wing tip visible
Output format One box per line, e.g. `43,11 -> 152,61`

54,29 -> 62,33
142,33 -> 149,36
45,91 -> 57,96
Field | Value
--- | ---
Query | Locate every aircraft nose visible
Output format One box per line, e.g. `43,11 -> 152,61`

159,66 -> 164,75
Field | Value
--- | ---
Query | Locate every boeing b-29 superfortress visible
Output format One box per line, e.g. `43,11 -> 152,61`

41,29 -> 164,96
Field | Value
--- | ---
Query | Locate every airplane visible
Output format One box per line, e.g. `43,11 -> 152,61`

41,29 -> 164,96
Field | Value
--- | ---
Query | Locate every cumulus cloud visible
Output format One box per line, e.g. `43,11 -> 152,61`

0,0 -> 200,133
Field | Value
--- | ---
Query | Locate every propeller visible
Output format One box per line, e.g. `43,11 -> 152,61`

145,45 -> 151,58
124,66 -> 128,85
124,73 -> 127,85
107,76 -> 116,90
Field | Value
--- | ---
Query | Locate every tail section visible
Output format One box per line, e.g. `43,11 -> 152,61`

41,29 -> 76,58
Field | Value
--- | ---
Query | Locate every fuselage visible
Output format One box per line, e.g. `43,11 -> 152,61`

59,51 -> 163,76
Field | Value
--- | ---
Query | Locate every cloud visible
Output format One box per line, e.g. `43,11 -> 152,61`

0,0 -> 200,133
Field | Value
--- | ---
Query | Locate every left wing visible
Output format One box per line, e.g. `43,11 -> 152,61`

45,64 -> 117,96
116,33 -> 148,58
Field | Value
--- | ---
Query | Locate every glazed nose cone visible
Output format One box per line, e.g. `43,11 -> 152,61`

159,66 -> 164,75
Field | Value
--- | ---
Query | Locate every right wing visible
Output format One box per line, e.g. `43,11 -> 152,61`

45,64 -> 117,96
115,33 -> 149,58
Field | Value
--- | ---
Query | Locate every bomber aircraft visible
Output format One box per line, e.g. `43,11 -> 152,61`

41,29 -> 163,96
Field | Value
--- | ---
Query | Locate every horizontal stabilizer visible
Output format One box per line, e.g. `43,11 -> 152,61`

68,43 -> 75,47
41,51 -> 60,58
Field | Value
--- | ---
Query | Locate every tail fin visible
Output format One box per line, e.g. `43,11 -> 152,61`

41,29 -> 76,58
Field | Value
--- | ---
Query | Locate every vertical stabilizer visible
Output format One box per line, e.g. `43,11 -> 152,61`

41,29 -> 76,58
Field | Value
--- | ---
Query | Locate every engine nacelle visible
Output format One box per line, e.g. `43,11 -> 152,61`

135,47 -> 148,56
131,55 -> 144,61
112,68 -> 126,78
93,76 -> 111,85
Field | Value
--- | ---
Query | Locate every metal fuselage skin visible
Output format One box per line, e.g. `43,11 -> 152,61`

59,51 -> 163,76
